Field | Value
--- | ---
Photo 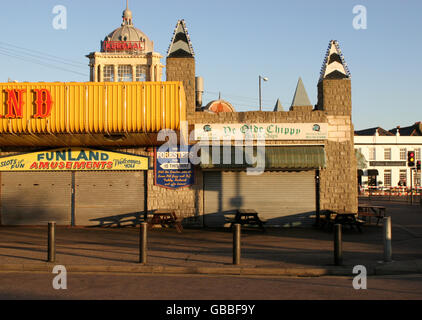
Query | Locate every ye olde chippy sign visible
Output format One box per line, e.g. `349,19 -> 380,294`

194,123 -> 328,140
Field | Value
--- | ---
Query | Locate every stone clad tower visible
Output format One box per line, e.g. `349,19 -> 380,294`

166,20 -> 196,115
317,40 -> 358,213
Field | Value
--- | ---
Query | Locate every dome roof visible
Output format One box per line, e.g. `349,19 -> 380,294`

102,2 -> 154,53
204,100 -> 235,113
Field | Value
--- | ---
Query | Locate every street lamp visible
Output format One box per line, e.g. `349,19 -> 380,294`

259,75 -> 268,111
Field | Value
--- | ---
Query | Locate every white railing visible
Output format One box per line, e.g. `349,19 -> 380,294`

360,186 -> 422,196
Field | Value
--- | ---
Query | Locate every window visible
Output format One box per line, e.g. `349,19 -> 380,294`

104,65 -> 114,82
400,148 -> 407,160
384,148 -> 391,160
416,148 -> 421,161
369,148 -> 376,161
399,169 -> 407,186
384,170 -> 391,187
415,171 -> 421,187
118,65 -> 132,82
136,65 -> 147,81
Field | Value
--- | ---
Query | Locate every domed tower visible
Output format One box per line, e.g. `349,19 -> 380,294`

86,1 -> 164,82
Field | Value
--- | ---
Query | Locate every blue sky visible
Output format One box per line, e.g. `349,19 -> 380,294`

0,0 -> 420,130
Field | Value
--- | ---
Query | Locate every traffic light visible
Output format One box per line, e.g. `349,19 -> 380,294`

408,151 -> 415,167
417,160 -> 421,172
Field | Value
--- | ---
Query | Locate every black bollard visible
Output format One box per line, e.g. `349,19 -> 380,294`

334,224 -> 343,266
139,222 -> 148,264
48,222 -> 56,263
233,224 -> 241,265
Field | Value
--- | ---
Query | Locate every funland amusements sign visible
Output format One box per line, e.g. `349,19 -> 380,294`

0,148 -> 149,171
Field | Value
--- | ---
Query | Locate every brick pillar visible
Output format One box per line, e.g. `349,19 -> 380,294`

317,79 -> 351,116
318,78 -> 358,213
166,57 -> 196,115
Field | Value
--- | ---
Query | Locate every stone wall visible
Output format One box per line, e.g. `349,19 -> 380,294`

119,147 -> 203,226
166,57 -> 196,115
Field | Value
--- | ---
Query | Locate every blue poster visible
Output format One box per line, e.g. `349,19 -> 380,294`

154,146 -> 194,189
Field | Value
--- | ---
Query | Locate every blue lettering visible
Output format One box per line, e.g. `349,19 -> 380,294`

46,152 -> 54,161
89,151 -> 99,161
76,150 -> 88,161
56,151 -> 66,161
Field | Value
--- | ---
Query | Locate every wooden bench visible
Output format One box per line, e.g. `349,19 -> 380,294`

358,205 -> 386,225
333,213 -> 365,232
229,209 -> 266,231
147,209 -> 183,233
319,210 -> 364,232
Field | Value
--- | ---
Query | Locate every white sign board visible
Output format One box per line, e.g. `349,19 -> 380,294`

194,123 -> 328,141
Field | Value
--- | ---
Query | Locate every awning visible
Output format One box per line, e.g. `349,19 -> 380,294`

367,169 -> 379,176
357,169 -> 364,176
200,146 -> 326,169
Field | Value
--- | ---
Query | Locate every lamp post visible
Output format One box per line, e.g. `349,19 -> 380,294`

259,75 -> 268,111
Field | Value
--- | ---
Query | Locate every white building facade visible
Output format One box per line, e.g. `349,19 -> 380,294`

354,123 -> 422,189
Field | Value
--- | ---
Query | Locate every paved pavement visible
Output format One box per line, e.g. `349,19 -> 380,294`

0,199 -> 421,277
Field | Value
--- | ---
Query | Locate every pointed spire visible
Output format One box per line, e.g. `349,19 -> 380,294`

273,98 -> 284,112
167,20 -> 195,58
319,40 -> 351,82
290,77 -> 312,109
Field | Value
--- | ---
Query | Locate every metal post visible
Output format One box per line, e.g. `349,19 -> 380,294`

258,76 -> 262,111
383,217 -> 392,262
410,168 -> 413,205
334,224 -> 343,266
233,224 -> 241,265
48,222 -> 56,263
139,222 -> 147,264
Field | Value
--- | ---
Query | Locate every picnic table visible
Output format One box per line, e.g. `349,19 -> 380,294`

319,210 -> 364,232
147,209 -> 183,233
358,205 -> 386,225
226,209 -> 266,231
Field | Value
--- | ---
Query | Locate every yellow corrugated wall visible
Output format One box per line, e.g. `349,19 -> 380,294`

0,81 -> 186,134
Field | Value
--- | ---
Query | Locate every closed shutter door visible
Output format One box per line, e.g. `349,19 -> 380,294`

1,172 -> 72,225
75,171 -> 144,226
204,171 -> 315,227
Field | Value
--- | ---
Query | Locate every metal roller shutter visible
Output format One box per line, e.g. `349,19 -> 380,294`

204,171 -> 316,227
74,171 -> 145,226
0,172 -> 72,225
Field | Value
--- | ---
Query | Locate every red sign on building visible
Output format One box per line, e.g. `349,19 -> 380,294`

102,41 -> 145,52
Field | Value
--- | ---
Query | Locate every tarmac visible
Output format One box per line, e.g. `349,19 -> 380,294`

0,199 -> 421,277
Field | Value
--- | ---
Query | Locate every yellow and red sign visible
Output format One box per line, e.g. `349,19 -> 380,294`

0,148 -> 149,171
3,88 -> 52,118
0,82 -> 186,134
